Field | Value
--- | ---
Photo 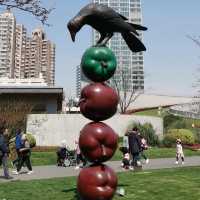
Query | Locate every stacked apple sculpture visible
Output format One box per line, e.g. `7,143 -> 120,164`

78,46 -> 119,200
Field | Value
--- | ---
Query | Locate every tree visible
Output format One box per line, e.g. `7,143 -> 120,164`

112,67 -> 142,114
0,0 -> 53,24
0,96 -> 33,134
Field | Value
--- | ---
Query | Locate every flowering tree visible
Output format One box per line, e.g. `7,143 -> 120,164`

0,0 -> 53,24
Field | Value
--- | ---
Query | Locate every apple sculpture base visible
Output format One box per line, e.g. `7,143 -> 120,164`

79,122 -> 118,163
78,165 -> 118,200
78,46 -> 119,200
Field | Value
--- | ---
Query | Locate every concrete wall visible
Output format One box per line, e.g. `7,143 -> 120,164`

27,114 -> 163,149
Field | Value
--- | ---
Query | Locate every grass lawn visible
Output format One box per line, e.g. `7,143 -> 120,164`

31,152 -> 56,166
0,167 -> 200,200
133,108 -> 166,117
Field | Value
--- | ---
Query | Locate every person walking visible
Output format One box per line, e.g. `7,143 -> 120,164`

75,140 -> 87,169
138,134 -> 149,164
13,134 -> 33,175
120,132 -> 129,168
0,125 -> 12,179
128,127 -> 142,169
175,138 -> 185,165
12,129 -> 22,168
121,132 -> 129,155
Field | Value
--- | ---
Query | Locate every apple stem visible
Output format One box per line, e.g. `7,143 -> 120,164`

101,61 -> 107,68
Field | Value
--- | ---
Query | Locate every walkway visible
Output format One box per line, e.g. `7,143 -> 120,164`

0,156 -> 200,182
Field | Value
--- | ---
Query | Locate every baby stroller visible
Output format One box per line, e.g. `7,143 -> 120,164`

64,148 -> 77,167
57,147 -> 76,167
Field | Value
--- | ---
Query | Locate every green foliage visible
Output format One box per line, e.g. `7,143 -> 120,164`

192,129 -> 200,143
163,114 -> 184,130
26,133 -> 36,148
163,129 -> 195,147
128,122 -> 159,146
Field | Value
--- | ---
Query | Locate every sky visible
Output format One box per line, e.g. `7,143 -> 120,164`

1,0 -> 200,97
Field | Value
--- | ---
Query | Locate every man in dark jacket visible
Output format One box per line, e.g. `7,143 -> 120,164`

0,126 -> 12,179
128,127 -> 142,168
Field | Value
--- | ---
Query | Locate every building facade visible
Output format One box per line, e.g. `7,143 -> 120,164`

0,10 -> 16,78
89,0 -> 144,92
24,28 -> 55,86
15,24 -> 27,78
0,10 -> 55,86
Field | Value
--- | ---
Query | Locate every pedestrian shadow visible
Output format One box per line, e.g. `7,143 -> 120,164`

118,183 -> 129,187
62,188 -> 80,200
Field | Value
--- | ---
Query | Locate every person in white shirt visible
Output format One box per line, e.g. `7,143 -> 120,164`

175,138 -> 184,165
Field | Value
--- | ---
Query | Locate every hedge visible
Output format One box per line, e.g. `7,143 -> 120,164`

163,129 -> 195,147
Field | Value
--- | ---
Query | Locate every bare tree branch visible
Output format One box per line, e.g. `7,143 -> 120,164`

0,0 -> 54,25
112,68 -> 142,113
186,35 -> 200,48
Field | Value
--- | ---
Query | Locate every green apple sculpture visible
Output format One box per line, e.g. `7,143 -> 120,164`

81,46 -> 117,82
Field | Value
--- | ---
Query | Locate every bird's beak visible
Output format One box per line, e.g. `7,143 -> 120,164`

70,31 -> 76,42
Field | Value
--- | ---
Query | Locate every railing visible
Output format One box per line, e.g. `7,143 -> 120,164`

169,101 -> 200,119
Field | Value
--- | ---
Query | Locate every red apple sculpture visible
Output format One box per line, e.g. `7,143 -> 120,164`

79,82 -> 119,121
79,122 -> 118,163
77,164 -> 118,200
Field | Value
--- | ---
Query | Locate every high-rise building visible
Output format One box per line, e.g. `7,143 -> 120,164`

92,0 -> 144,91
78,0 -> 144,94
76,65 -> 81,97
15,24 -> 27,78
0,9 -> 16,78
24,28 -> 55,86
0,10 -> 55,86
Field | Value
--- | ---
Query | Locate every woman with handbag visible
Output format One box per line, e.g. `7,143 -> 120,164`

13,134 -> 33,175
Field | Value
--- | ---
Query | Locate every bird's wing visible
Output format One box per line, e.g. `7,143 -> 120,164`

118,13 -> 128,20
78,3 -> 128,21
122,32 -> 146,52
78,3 -> 97,17
127,23 -> 148,31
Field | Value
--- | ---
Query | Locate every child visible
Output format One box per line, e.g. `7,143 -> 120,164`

57,140 -> 67,167
175,139 -> 184,165
139,135 -> 149,164
121,152 -> 130,170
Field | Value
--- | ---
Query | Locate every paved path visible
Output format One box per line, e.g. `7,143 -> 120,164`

0,156 -> 200,182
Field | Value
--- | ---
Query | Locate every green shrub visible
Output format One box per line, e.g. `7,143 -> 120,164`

129,122 -> 159,146
193,130 -> 200,144
169,120 -> 187,129
163,114 -> 184,131
163,129 -> 195,147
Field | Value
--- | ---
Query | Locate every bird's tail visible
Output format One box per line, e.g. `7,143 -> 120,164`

122,32 -> 146,52
128,23 -> 148,31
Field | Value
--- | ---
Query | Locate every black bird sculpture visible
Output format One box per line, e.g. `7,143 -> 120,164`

67,3 -> 147,52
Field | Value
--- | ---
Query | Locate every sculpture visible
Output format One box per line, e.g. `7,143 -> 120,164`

67,3 -> 147,199
68,3 -> 147,52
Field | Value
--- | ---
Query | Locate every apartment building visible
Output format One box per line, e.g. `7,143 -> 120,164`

23,28 -> 55,86
0,9 -> 16,78
0,10 -> 55,86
